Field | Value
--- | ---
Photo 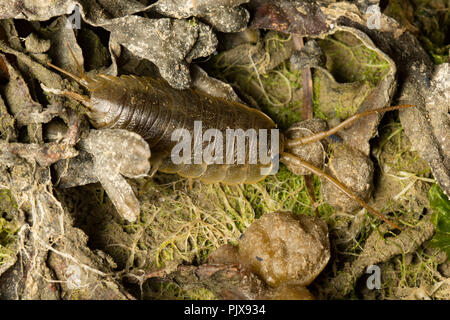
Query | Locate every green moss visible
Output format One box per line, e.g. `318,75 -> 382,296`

212,30 -> 389,131
240,165 -> 333,222
208,33 -> 300,130
333,97 -> 359,120
188,18 -> 198,27
318,32 -> 390,86
428,184 -> 450,256
312,75 -> 327,120
132,178 -> 256,268
370,116 -> 433,228
373,118 -> 430,175
148,281 -> 185,300
256,63 -> 304,129
376,245 -> 447,299
0,189 -> 18,211
241,165 -> 307,217
147,281 -> 216,300
0,190 -> 20,267
184,287 -> 216,300
0,218 -> 16,247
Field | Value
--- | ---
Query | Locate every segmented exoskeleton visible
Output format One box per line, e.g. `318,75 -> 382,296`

47,55 -> 413,229
53,71 -> 279,184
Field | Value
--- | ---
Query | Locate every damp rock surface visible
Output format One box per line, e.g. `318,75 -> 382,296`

80,129 -> 151,222
150,0 -> 249,19
103,16 -> 217,89
238,211 -> 330,287
201,6 -> 249,33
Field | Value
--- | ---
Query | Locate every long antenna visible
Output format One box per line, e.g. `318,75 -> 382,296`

47,61 -> 84,84
281,152 -> 402,230
286,105 -> 415,148
46,43 -> 95,87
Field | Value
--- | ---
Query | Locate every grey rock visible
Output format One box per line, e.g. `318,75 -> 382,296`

103,16 -> 217,89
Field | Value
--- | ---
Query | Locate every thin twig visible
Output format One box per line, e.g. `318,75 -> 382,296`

292,34 -> 317,216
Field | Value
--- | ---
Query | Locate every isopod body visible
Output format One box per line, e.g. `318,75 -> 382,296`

63,73 -> 282,184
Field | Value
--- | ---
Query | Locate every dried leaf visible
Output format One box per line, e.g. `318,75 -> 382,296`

81,129 -> 151,221
249,0 -> 332,36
